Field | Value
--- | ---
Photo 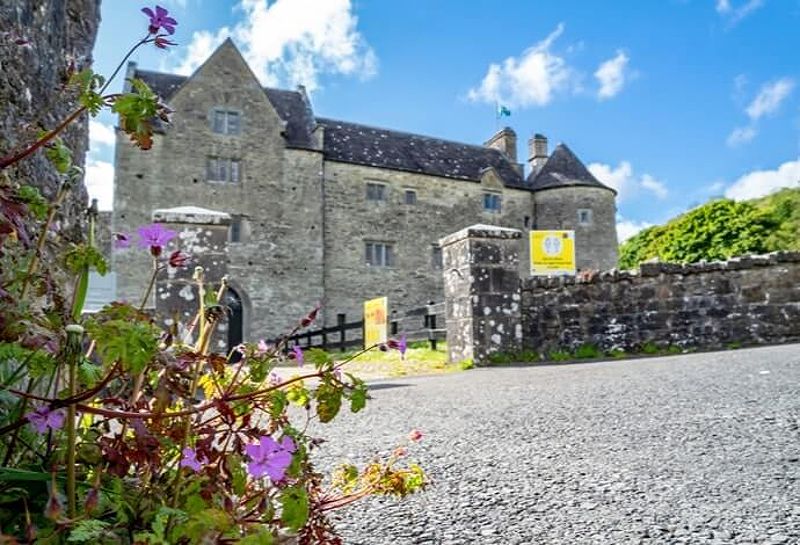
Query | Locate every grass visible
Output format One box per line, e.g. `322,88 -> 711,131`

329,342 -> 457,378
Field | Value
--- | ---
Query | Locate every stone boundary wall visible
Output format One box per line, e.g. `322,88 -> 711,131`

521,252 -> 800,355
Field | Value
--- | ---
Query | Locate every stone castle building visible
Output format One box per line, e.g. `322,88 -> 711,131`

112,39 -> 618,344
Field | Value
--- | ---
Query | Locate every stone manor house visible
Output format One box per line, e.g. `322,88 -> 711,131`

112,39 -> 618,343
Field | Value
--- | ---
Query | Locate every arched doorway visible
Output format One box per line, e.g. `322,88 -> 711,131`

224,287 -> 244,359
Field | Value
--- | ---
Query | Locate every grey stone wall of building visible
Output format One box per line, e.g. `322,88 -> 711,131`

114,41 -> 325,337
151,209 -> 230,353
532,186 -> 619,271
441,224 -> 523,365
521,252 -> 800,355
321,161 -> 533,327
1,0 -> 100,242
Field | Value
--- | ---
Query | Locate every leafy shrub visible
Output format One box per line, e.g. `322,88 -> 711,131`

547,349 -> 572,362
574,343 -> 601,359
641,341 -> 660,355
607,348 -> 627,358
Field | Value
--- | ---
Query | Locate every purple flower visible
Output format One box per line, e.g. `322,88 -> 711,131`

154,36 -> 178,49
387,335 -> 407,357
179,447 -> 207,472
26,406 -> 65,434
137,223 -> 176,256
113,232 -> 131,249
292,345 -> 304,366
142,5 -> 178,35
268,372 -> 282,386
245,436 -> 296,481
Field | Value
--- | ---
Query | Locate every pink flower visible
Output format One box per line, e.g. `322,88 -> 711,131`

113,232 -> 131,249
256,339 -> 270,356
268,372 -> 282,387
141,5 -> 178,35
26,406 -> 65,434
409,429 -> 423,442
245,436 -> 296,481
387,335 -> 407,358
179,447 -> 207,472
168,250 -> 190,268
154,36 -> 177,49
292,345 -> 304,366
137,223 -> 176,257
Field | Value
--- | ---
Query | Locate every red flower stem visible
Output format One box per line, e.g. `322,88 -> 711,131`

99,35 -> 152,96
0,106 -> 87,170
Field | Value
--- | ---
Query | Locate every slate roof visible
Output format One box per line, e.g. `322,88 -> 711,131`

132,65 -> 611,191
316,118 -> 527,188
527,143 -> 615,194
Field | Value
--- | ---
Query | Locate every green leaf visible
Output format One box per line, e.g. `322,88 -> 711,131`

279,486 -> 309,532
286,383 -> 310,407
65,244 -> 108,276
269,389 -> 287,418
111,78 -> 161,150
67,520 -> 111,543
305,348 -> 333,369
349,380 -> 368,413
17,185 -> 48,220
315,381 -> 342,423
85,319 -> 159,373
0,467 -> 51,482
43,136 -> 72,173
71,264 -> 89,321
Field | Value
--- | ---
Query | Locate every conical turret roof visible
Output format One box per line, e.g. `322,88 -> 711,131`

528,143 -> 616,194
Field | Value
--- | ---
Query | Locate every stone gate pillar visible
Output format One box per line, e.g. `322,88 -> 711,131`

152,206 -> 230,349
440,224 -> 523,365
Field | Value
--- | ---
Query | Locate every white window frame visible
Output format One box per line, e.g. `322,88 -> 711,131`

404,189 -> 417,205
207,157 -> 241,183
578,208 -> 593,226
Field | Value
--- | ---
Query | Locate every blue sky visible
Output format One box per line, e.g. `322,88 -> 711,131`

87,0 -> 800,240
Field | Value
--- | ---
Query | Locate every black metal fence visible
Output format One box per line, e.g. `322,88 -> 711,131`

286,302 -> 446,352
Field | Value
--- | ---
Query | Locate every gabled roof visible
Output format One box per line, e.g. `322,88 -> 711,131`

133,68 -> 317,148
316,118 -> 527,188
527,143 -> 615,194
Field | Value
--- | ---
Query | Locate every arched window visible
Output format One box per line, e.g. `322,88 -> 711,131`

224,287 -> 244,358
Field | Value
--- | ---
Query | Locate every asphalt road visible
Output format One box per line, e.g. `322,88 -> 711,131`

311,344 -> 800,544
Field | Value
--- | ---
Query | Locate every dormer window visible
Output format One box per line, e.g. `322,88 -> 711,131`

483,192 -> 502,213
212,109 -> 241,135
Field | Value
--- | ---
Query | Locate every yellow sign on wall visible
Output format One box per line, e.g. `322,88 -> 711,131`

530,230 -> 576,276
364,296 -> 388,348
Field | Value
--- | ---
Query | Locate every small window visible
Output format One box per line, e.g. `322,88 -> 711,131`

431,245 -> 443,270
366,182 -> 386,201
483,193 -> 502,212
404,190 -> 417,205
229,216 -> 248,243
230,218 -> 241,243
578,209 -> 593,226
365,242 -> 394,267
212,109 -> 241,135
207,158 -> 241,183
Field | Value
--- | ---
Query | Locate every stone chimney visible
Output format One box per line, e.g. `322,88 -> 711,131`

485,127 -> 517,163
528,133 -> 548,175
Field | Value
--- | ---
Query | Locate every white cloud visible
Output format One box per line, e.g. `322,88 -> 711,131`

85,159 -> 114,211
726,125 -> 757,147
594,50 -> 629,100
715,0 -> 764,25
174,0 -> 377,92
467,23 -> 578,108
588,160 -> 668,200
746,78 -> 795,121
725,159 -> 800,200
641,174 -> 668,199
89,120 -> 115,149
617,218 -> 654,243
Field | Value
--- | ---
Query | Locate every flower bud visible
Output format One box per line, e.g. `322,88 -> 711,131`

84,487 -> 99,514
